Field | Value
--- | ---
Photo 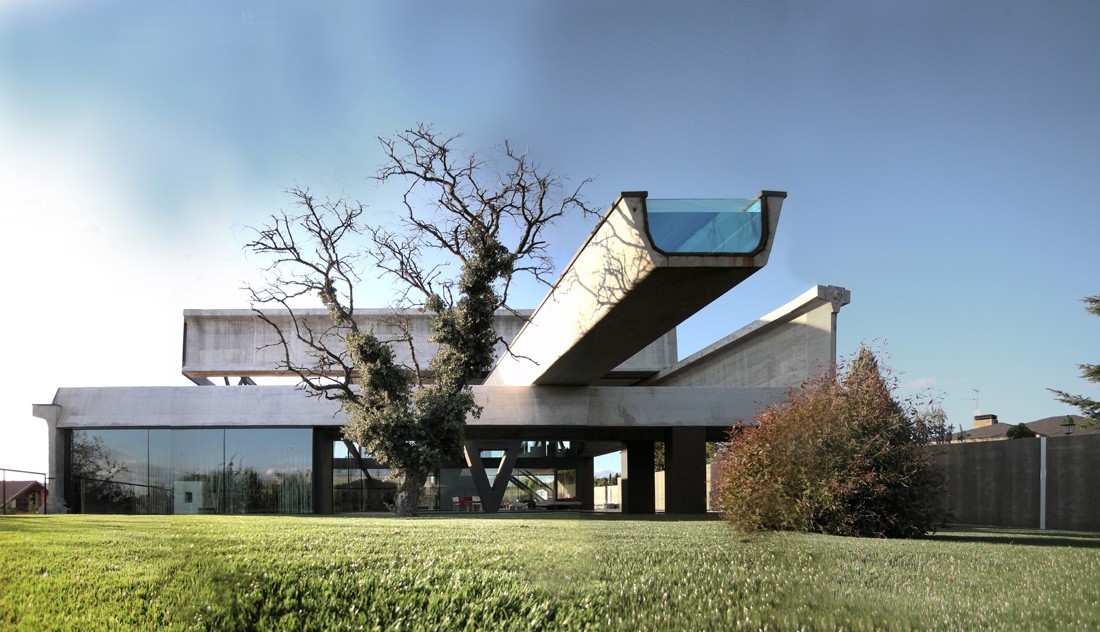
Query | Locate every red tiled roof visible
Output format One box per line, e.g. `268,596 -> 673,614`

2,480 -> 46,503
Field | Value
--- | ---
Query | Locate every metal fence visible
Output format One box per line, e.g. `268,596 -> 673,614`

75,477 -> 172,515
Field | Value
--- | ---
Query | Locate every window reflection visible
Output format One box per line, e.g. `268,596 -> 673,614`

226,429 -> 312,514
173,429 -> 222,514
331,440 -> 398,512
71,428 -> 313,515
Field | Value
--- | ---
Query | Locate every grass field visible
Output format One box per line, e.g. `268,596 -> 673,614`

1,514 -> 1097,631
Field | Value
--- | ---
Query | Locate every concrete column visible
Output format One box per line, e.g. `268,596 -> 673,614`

576,456 -> 594,510
621,441 -> 655,514
31,404 -> 68,514
664,427 -> 707,514
312,428 -> 334,515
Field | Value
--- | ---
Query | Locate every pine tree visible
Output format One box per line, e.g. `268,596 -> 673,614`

1048,294 -> 1100,421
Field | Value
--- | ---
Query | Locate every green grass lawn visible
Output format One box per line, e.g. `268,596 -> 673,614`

1,514 -> 1097,631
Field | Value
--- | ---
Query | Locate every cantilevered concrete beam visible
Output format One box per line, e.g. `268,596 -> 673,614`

181,308 -> 674,383
485,191 -> 786,386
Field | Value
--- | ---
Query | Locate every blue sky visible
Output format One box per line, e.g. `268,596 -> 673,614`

1,1 -> 1098,476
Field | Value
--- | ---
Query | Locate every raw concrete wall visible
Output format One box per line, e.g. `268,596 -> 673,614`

593,483 -> 621,508
647,286 -> 849,389
934,434 -> 1100,531
1045,434 -> 1100,531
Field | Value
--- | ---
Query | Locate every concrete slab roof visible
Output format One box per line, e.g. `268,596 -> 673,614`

37,384 -> 786,438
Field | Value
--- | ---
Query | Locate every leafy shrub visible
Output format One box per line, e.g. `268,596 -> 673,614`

713,347 -> 945,538
1006,423 -> 1036,439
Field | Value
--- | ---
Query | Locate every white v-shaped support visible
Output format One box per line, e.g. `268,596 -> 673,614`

463,440 -> 523,514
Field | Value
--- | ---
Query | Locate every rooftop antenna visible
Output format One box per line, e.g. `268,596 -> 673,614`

969,388 -> 981,415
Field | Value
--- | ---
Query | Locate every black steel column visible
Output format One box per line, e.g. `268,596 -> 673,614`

664,427 -> 707,514
576,456 -> 594,510
312,428 -> 334,514
621,441 -> 655,514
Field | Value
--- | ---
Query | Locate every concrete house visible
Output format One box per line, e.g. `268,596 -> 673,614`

34,191 -> 850,515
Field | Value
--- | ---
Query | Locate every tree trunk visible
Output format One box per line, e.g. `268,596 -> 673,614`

393,468 -> 428,517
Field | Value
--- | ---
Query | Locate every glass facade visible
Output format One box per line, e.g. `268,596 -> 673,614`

70,428 -> 584,515
331,441 -> 443,512
331,441 -> 398,512
71,428 -> 313,514
645,198 -> 764,254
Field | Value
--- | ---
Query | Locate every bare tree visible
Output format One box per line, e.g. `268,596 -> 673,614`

246,124 -> 593,516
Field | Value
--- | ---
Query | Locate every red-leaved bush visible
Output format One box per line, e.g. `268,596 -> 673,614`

713,347 -> 945,538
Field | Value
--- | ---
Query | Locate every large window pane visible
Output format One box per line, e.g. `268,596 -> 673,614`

226,429 -> 312,514
71,427 -> 314,515
172,429 -> 224,514
71,429 -> 148,514
148,429 -> 172,514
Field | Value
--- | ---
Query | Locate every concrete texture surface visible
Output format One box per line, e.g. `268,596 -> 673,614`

935,434 -> 1099,531
485,191 -> 785,386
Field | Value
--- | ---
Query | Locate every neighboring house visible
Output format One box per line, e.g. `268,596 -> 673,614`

2,480 -> 47,514
32,190 -> 852,516
955,414 -> 1097,442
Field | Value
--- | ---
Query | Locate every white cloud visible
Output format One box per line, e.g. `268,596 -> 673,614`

904,377 -> 938,390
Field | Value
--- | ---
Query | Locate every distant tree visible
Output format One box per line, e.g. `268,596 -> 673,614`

246,124 -> 592,516
713,346 -> 945,538
916,405 -> 952,444
1006,423 -> 1036,439
1048,294 -> 1100,426
593,474 -> 620,487
654,442 -> 724,472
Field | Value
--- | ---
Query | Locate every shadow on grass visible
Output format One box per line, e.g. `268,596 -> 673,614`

324,510 -> 723,522
931,526 -> 1100,549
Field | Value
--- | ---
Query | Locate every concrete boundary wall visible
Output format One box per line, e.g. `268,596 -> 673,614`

934,434 -> 1100,532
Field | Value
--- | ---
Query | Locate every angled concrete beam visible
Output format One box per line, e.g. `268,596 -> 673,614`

485,191 -> 786,386
463,440 -> 523,514
645,285 -> 851,388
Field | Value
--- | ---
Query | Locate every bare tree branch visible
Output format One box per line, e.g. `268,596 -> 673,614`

243,126 -> 594,516
374,123 -> 596,316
